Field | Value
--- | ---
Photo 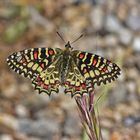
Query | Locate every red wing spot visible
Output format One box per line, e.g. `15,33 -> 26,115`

48,49 -> 54,55
65,81 -> 70,85
38,81 -> 43,85
34,51 -> 38,59
37,76 -> 41,81
41,63 -> 45,69
81,83 -> 86,89
92,59 -> 97,66
75,86 -> 80,91
79,53 -> 85,59
43,85 -> 48,89
69,85 -> 74,88
102,66 -> 108,72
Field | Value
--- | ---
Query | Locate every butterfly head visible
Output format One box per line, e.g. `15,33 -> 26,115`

65,41 -> 73,50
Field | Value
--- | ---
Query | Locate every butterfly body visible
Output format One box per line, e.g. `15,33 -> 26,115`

60,41 -> 73,85
7,41 -> 121,97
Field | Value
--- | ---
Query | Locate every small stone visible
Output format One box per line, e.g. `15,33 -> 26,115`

104,35 -> 118,47
0,134 -> 13,140
106,0 -> 117,12
0,113 -> 18,130
118,28 -> 133,45
113,111 -> 122,122
104,15 -> 122,33
100,118 -> 114,129
18,118 -> 61,139
126,81 -> 136,94
117,2 -> 128,22
108,83 -> 127,105
131,100 -> 140,111
123,116 -> 136,126
127,10 -> 140,31
132,36 -> 140,52
126,68 -> 139,80
116,104 -> 136,117
90,6 -> 104,30
15,104 -> 29,118
0,71 -> 17,98
60,96 -> 76,110
111,131 -> 122,140
101,129 -> 110,140
63,110 -> 81,136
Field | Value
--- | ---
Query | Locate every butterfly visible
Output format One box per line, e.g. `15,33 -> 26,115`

7,41 -> 121,97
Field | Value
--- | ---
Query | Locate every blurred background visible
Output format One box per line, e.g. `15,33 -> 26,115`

0,0 -> 140,140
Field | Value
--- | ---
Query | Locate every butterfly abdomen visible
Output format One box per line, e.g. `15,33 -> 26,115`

60,49 -> 71,85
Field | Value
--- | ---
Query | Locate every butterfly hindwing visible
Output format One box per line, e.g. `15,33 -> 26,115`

71,50 -> 121,92
7,48 -> 62,95
32,56 -> 62,95
64,58 -> 94,97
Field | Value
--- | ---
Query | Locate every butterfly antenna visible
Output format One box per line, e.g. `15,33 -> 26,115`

56,31 -> 66,43
95,31 -> 99,53
71,34 -> 84,44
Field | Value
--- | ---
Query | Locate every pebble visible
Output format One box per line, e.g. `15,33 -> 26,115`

108,83 -> 127,105
126,81 -> 136,94
132,36 -> 140,52
0,134 -> 13,140
116,104 -> 136,117
101,129 -> 110,140
104,34 -> 118,47
0,72 -> 17,98
127,11 -> 140,31
118,28 -> 133,45
104,14 -> 122,33
127,68 -> 139,81
15,104 -> 29,118
63,110 -> 81,136
0,113 -> 18,130
90,6 -> 104,30
123,116 -> 137,127
117,2 -> 128,22
110,131 -> 122,140
18,118 -> 61,139
100,118 -> 114,129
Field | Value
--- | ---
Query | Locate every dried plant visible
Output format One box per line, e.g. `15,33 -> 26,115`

75,92 -> 103,140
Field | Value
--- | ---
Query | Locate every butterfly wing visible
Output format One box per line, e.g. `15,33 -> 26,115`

64,50 -> 121,96
7,48 -> 62,95
32,56 -> 62,95
64,57 -> 92,97
73,50 -> 121,86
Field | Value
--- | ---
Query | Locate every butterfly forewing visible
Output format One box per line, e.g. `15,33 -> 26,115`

7,48 -> 62,95
71,50 -> 121,91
